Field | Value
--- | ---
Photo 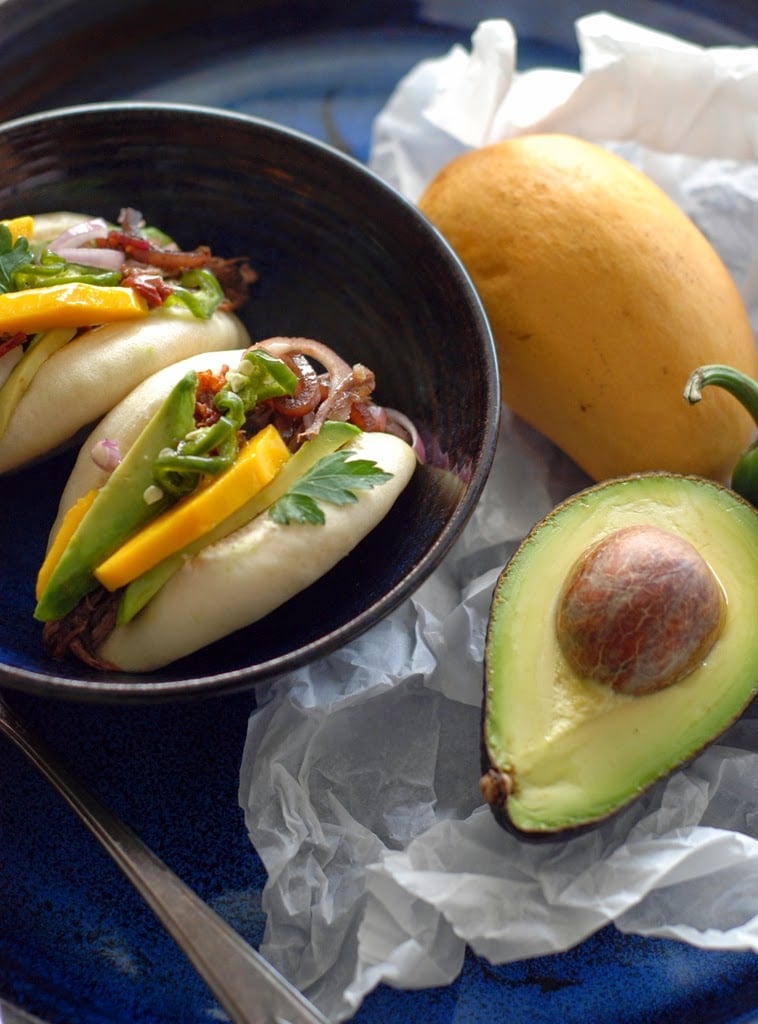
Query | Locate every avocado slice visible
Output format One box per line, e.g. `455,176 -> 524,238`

481,473 -> 758,836
34,370 -> 198,622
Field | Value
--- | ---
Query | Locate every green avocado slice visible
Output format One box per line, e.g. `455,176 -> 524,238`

482,473 -> 758,836
117,420 -> 361,624
34,371 -> 198,622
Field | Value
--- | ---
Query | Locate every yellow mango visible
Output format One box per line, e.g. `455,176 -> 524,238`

35,488 -> 98,600
418,133 -> 758,482
0,281 -> 148,334
2,215 -> 34,242
95,423 -> 290,591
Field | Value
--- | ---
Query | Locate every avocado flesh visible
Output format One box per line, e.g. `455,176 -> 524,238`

483,473 -> 758,835
34,370 -> 198,622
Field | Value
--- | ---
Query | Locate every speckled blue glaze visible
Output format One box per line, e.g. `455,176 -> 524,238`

1,2 -> 757,1023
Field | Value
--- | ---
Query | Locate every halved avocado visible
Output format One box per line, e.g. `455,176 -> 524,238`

481,473 -> 758,836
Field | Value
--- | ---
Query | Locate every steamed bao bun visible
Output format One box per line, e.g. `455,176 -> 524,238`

51,349 -> 417,672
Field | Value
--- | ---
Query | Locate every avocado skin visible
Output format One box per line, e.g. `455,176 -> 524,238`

478,737 -> 722,844
481,472 -> 758,840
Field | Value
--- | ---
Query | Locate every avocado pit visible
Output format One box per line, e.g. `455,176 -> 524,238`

555,524 -> 725,695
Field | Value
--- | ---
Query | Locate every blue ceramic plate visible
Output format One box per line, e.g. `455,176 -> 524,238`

1,2 -> 757,1022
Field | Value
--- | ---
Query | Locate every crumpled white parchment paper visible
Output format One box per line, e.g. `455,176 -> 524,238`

239,13 -> 758,1021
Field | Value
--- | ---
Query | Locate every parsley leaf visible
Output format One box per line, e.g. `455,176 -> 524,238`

0,225 -> 32,294
269,449 -> 393,526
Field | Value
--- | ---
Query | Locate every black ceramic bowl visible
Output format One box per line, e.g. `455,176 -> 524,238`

0,101 -> 498,702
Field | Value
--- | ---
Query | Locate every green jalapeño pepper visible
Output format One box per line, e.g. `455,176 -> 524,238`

12,248 -> 122,290
684,364 -> 758,507
163,267 -> 225,319
152,348 -> 299,497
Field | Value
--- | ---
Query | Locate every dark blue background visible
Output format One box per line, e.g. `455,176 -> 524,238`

1,2 -> 757,1022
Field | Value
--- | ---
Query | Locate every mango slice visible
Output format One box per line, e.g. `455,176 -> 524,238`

35,489 -> 99,601
2,215 -> 34,242
0,281 -> 148,333
95,423 -> 290,591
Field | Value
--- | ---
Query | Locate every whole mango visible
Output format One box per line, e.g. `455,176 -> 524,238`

418,133 -> 758,482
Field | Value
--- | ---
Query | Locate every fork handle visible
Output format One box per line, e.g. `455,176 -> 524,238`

0,697 -> 330,1024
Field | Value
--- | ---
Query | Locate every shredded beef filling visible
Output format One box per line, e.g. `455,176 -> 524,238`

206,256 -> 259,311
42,588 -> 120,671
42,338 -> 412,667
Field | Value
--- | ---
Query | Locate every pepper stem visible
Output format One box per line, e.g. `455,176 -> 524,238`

684,364 -> 758,426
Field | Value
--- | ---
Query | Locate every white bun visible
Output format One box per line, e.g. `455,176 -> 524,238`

48,347 -> 417,672
0,309 -> 250,474
30,211 -> 96,245
98,429 -> 416,672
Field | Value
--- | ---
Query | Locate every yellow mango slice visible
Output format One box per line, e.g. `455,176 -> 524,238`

2,215 -> 34,242
95,424 -> 290,591
35,488 -> 99,600
0,282 -> 148,333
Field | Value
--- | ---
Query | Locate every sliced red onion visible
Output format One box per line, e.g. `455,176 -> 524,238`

53,247 -> 125,270
253,337 -> 353,385
272,354 -> 321,418
119,207 -> 145,232
48,217 -> 111,252
251,337 -> 425,460
90,437 -> 122,472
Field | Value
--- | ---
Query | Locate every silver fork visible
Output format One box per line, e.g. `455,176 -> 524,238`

0,692 -> 330,1024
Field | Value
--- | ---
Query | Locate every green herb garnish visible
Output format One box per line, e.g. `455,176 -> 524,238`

0,225 -> 32,294
269,450 -> 393,525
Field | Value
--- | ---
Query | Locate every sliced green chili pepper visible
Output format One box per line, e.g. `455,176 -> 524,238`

151,349 -> 299,497
684,364 -> 758,506
11,249 -> 122,290
163,267 -> 225,319
152,392 -> 245,496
